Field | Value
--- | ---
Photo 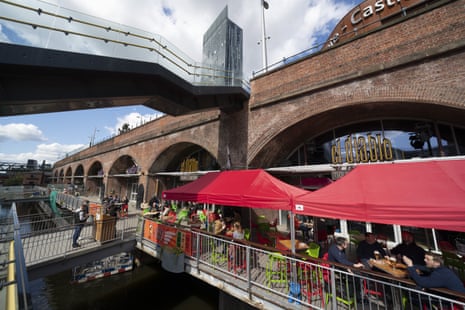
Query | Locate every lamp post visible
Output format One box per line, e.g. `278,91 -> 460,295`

260,0 -> 269,72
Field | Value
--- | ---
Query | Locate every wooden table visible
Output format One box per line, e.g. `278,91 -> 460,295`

277,239 -> 309,251
369,258 -> 408,278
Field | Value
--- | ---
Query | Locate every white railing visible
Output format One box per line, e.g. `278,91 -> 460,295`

0,0 -> 249,89
20,213 -> 139,266
136,218 -> 465,310
14,210 -> 465,309
0,203 -> 32,310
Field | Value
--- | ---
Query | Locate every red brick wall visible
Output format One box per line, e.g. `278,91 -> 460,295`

248,0 -> 465,166
54,0 -> 465,186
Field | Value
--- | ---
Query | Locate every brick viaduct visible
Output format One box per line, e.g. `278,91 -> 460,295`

53,0 -> 465,201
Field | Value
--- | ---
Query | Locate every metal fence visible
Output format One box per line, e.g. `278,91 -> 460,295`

0,203 -> 32,310
136,218 -> 465,310
19,213 -> 138,266
12,210 -> 465,309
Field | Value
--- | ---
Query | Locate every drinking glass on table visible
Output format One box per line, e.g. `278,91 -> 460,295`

374,250 -> 381,260
389,256 -> 397,269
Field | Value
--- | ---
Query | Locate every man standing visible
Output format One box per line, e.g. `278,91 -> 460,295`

72,202 -> 89,248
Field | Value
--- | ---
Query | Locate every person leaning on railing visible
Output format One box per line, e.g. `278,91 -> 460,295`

72,202 -> 89,248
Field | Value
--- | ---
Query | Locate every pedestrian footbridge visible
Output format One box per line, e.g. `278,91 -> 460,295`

0,0 -> 249,117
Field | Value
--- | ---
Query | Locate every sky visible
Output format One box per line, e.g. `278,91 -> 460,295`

0,0 -> 363,165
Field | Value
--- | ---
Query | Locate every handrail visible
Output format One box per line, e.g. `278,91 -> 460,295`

0,203 -> 32,310
0,0 -> 249,89
7,241 -> 17,310
136,216 -> 465,309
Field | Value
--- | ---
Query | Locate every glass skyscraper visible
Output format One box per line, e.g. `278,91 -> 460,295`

202,6 -> 243,86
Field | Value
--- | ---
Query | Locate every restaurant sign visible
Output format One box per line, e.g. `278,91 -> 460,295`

326,0 -> 427,47
331,134 -> 393,164
180,158 -> 199,181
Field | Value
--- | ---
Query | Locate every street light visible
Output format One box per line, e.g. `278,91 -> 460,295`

260,0 -> 270,72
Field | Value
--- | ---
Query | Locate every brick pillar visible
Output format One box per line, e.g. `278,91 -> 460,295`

218,103 -> 249,170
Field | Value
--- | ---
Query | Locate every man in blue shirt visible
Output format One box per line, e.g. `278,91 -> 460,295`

329,236 -> 364,270
403,252 -> 465,293
327,237 -> 365,302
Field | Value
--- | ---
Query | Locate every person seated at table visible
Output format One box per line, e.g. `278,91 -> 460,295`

356,232 -> 387,268
141,200 -> 150,211
329,236 -> 364,270
403,252 -> 465,294
176,206 -> 189,224
327,237 -> 364,301
295,215 -> 312,242
213,217 -> 227,235
161,204 -> 177,223
232,210 -> 241,224
230,221 -> 244,240
391,231 -> 426,265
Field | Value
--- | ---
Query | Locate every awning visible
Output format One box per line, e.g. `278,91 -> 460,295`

162,169 -> 309,210
294,158 -> 465,232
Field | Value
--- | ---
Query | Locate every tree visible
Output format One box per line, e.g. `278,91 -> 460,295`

118,123 -> 131,134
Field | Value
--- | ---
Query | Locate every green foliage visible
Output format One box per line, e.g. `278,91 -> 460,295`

4,175 -> 23,186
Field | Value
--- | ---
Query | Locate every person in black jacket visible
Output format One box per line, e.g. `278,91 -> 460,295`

356,232 -> 386,269
403,252 -> 465,293
390,231 -> 426,265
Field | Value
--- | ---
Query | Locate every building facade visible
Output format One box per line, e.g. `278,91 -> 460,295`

52,0 -> 465,204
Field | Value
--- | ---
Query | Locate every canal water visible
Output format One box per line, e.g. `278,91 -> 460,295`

29,251 -> 220,310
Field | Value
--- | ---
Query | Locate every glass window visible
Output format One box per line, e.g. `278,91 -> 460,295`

285,119 -> 464,166
382,120 -> 437,159
435,229 -> 462,252
347,220 -> 366,235
401,227 -> 435,251
371,223 -> 395,243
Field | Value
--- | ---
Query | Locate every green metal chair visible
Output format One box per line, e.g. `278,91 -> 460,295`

266,252 -> 288,289
306,242 -> 320,258
322,253 -> 356,309
210,240 -> 228,266
243,228 -> 251,241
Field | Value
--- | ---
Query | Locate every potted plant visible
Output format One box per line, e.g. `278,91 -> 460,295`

161,246 -> 185,273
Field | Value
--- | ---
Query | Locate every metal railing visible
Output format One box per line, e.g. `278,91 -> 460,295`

8,205 -> 465,309
136,218 -> 465,310
0,203 -> 32,310
0,186 -> 48,200
0,0 -> 249,90
19,213 -> 138,266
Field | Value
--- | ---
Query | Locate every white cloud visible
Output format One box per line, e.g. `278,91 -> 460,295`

0,142 -> 85,164
0,123 -> 47,142
106,111 -> 164,136
0,0 -> 361,165
31,0 -> 355,79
